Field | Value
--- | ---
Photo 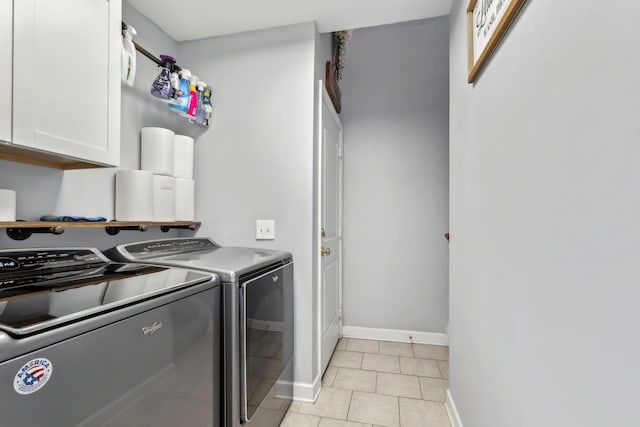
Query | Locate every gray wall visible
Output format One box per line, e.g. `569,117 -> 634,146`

340,18 -> 450,333
177,23 -> 320,390
449,0 -> 640,426
0,1 -> 181,249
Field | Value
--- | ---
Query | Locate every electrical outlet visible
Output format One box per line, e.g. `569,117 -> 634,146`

256,219 -> 275,240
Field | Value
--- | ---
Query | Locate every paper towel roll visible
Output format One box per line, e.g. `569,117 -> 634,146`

174,135 -> 194,179
0,189 -> 16,221
54,169 -> 116,220
115,170 -> 153,221
141,127 -> 175,176
153,175 -> 176,221
175,178 -> 195,221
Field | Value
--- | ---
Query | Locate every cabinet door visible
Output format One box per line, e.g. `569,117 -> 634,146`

0,0 -> 11,143
13,0 -> 121,166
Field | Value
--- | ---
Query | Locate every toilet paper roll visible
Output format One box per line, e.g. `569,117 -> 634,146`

141,127 -> 175,176
174,135 -> 194,179
175,178 -> 195,221
153,175 -> 176,221
0,189 -> 16,221
115,170 -> 153,221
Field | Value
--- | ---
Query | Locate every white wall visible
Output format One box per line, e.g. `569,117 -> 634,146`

0,1 -> 182,249
177,23 -> 320,392
449,0 -> 640,426
340,18 -> 450,334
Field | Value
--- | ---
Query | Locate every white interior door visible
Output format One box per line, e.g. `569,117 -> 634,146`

319,82 -> 344,375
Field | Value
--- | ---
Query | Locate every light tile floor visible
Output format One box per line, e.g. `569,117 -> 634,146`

281,338 -> 451,427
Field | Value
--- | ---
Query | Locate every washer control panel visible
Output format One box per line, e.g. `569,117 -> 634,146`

0,249 -> 103,275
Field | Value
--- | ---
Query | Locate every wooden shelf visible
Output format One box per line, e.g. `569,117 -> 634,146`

0,143 -> 109,170
0,221 -> 200,229
0,221 -> 201,240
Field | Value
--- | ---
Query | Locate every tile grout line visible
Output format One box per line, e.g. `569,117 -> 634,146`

295,339 -> 452,427
344,389 -> 354,423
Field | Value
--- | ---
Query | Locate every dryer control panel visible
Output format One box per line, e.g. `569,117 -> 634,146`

125,238 -> 218,257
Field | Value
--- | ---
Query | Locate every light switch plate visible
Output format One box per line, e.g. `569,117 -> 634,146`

256,219 -> 275,240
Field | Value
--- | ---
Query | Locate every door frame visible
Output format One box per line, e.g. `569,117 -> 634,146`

315,80 -> 344,379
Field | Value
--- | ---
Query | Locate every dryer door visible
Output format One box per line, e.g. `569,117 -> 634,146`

239,263 -> 293,423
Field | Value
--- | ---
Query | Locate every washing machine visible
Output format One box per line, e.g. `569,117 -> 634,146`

104,238 -> 294,427
0,247 -> 221,427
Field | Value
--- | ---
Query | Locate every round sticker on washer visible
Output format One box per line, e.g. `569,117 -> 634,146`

13,358 -> 53,395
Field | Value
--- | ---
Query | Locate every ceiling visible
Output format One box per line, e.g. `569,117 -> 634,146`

127,0 -> 453,42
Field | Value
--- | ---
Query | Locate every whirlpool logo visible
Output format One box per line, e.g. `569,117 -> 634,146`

141,321 -> 163,336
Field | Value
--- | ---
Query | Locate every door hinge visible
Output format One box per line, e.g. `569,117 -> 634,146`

337,145 -> 343,159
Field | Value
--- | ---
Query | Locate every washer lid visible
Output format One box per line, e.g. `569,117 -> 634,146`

0,262 -> 215,336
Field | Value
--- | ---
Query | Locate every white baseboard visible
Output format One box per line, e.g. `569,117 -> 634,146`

446,389 -> 464,427
292,372 -> 321,402
342,325 -> 448,346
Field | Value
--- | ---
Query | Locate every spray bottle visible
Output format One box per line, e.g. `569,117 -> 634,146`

203,86 -> 213,126
168,69 -> 192,117
187,75 -> 199,118
150,55 -> 176,101
121,24 -> 137,86
170,68 -> 181,100
191,80 -> 207,125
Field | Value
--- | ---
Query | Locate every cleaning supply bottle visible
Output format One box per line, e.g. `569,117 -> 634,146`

203,86 -> 213,126
187,75 -> 199,118
168,69 -> 192,116
191,80 -> 207,125
169,68 -> 181,100
121,24 -> 137,86
150,55 -> 176,101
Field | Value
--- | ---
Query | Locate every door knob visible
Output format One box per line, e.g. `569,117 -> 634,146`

321,247 -> 331,256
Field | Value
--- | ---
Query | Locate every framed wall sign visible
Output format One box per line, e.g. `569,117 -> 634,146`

467,0 -> 527,83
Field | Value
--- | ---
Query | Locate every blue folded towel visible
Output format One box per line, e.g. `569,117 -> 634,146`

40,215 -> 107,222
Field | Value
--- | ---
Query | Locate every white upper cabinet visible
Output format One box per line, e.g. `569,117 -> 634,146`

0,0 -> 11,143
12,0 -> 121,166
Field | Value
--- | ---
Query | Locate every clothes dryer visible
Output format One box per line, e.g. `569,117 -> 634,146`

105,238 -> 294,427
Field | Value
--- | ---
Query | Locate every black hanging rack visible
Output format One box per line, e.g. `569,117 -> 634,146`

1,221 -> 201,241
122,21 -> 181,72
